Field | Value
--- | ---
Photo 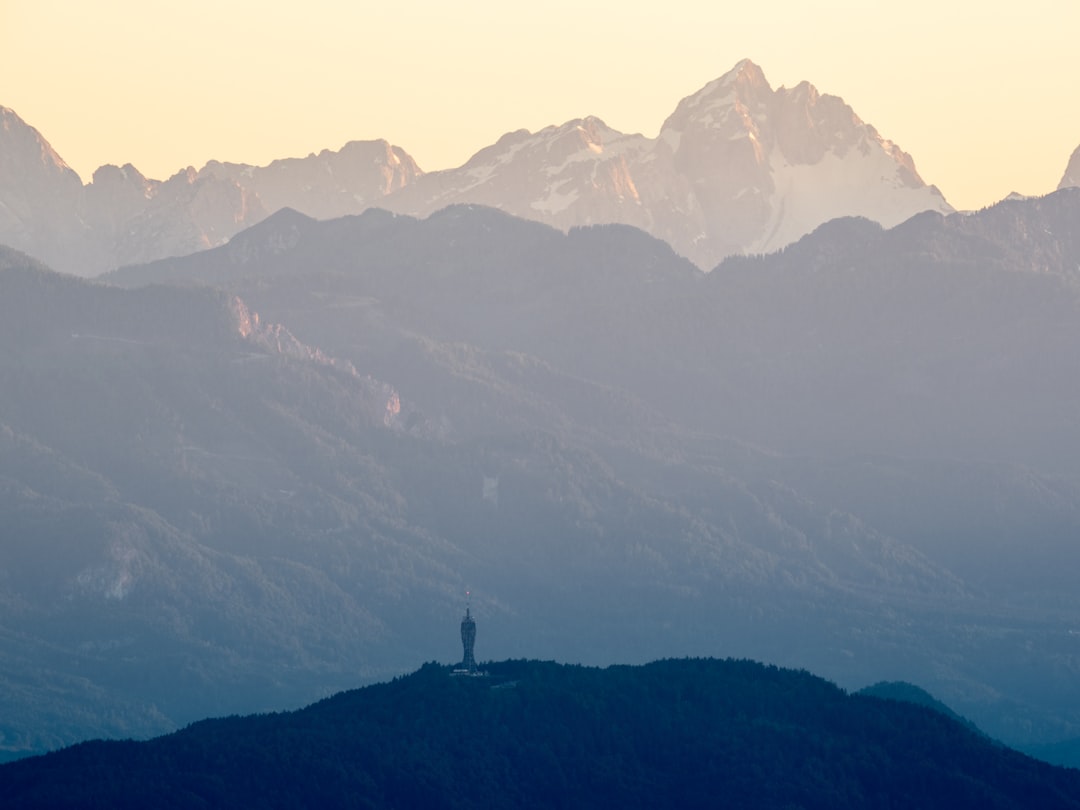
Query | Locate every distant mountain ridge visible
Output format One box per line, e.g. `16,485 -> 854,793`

383,59 -> 951,268
2,59 -> 951,275
198,139 -> 421,221
0,106 -> 416,276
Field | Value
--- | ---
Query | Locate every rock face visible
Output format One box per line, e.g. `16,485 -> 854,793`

85,165 -> 269,269
0,60 -> 950,274
382,59 -> 952,269
0,106 -> 87,271
1059,145 -> 1080,190
652,60 -> 949,265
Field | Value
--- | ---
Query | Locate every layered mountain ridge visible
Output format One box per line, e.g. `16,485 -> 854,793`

1,60 -> 951,274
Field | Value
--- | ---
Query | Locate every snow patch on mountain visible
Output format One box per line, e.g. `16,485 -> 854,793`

531,181 -> 581,215
750,142 -> 950,255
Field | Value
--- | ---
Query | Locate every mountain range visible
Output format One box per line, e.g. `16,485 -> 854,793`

3,181 -> 1080,761
1,59 -> 955,276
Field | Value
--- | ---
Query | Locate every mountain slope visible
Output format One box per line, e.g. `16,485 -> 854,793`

858,681 -> 987,737
0,248 -> 434,753
1060,144 -> 1080,190
3,658 -> 1079,810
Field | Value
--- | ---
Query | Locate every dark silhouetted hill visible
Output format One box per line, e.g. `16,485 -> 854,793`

3,658 -> 1078,810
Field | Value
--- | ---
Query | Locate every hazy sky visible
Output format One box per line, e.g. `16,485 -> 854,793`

2,1 -> 1077,211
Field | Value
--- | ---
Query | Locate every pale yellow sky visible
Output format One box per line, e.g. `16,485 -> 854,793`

2,1 -> 1077,211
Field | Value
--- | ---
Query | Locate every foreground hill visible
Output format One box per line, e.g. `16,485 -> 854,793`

3,658 -> 1078,810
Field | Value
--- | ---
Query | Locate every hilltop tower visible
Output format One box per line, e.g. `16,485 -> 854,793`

460,598 -> 477,673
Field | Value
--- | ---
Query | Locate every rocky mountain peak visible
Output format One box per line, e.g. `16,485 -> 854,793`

0,106 -> 86,271
83,164 -> 154,231
659,59 -> 770,153
0,106 -> 78,182
690,58 -> 770,108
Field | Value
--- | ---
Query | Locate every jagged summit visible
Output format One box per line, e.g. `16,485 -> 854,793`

381,113 -> 652,232
661,58 -> 772,139
0,106 -> 77,178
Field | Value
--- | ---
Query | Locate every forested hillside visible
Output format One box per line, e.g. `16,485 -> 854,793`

4,658 -> 1078,809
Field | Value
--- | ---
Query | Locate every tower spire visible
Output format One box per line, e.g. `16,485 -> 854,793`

460,590 -> 477,673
